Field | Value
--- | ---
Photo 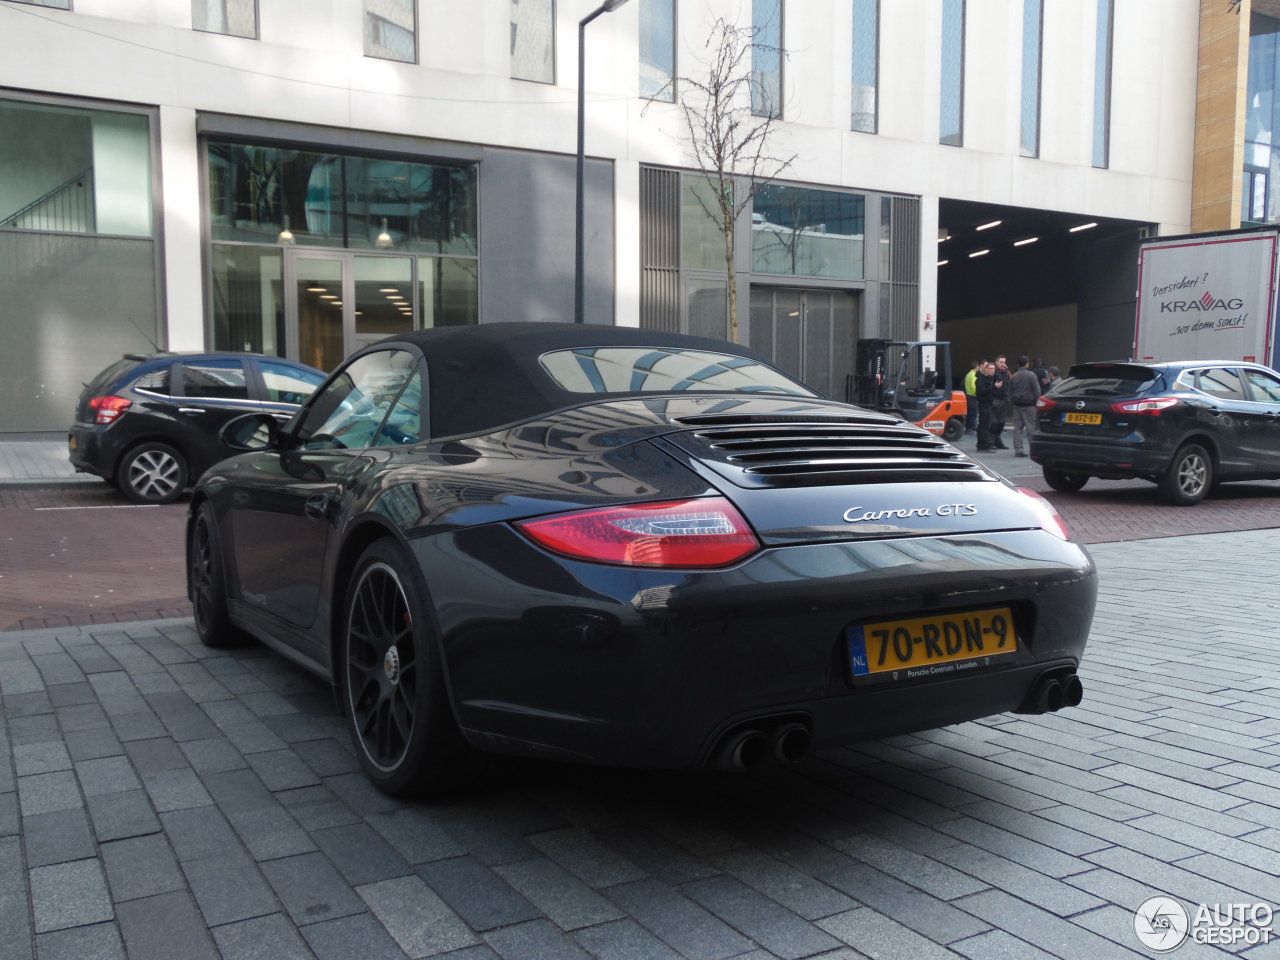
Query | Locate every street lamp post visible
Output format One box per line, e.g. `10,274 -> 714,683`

575,0 -> 630,324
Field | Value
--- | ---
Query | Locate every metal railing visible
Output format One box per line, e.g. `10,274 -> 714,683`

0,168 -> 95,233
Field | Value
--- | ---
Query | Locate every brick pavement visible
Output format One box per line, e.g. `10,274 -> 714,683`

0,529 -> 1277,958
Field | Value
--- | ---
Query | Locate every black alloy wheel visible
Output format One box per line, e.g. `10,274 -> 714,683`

120,442 -> 188,504
343,539 -> 475,796
190,501 -> 250,648
1043,466 -> 1089,493
943,417 -> 966,443
1159,443 -> 1213,506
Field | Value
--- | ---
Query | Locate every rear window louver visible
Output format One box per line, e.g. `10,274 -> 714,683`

670,416 -> 986,486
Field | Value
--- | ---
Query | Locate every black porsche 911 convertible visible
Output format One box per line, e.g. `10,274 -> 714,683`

187,323 -> 1096,796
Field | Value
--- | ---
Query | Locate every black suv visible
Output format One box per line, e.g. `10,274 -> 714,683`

1030,360 -> 1280,505
70,353 -> 327,504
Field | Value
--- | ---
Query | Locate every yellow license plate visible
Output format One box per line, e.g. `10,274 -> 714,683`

848,607 -> 1018,680
1064,412 -> 1102,425
68,436 -> 77,451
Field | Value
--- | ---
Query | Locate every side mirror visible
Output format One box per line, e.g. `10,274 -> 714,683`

220,412 -> 282,451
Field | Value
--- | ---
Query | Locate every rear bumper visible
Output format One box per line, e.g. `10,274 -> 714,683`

1029,435 -> 1170,476
67,424 -> 114,479
412,525 -> 1096,768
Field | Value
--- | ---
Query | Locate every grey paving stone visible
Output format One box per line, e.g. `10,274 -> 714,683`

0,836 -> 32,960
358,875 -> 479,958
140,768 -> 213,812
182,847 -> 281,926
276,785 -> 363,832
682,874 -> 842,959
817,908 -> 956,960
202,770 -> 319,859
933,816 -> 1089,879
571,918 -> 684,960
246,748 -> 321,791
824,860 -> 991,946
949,930 -> 1058,960
35,922 -> 127,960
312,822 -> 413,886
417,855 -> 541,931
299,911 -> 407,960
10,716 -> 60,746
261,852 -> 367,926
18,771 -> 82,816
211,912 -> 313,960
953,888 -> 1146,960
0,791 -> 18,837
75,756 -> 141,797
241,691 -> 298,718
484,918 -> 593,960
709,847 -> 857,922
116,891 -> 218,960
54,702 -> 109,733
14,742 -> 71,776
427,806 -> 540,867
262,713 -> 327,743
101,833 -> 185,902
179,736 -> 247,775
29,858 -> 114,932
494,856 -> 624,931
595,823 -> 721,885
160,806 -> 241,862
24,807 -> 96,868
145,692 -> 222,742
836,834 -> 987,901
109,712 -> 167,743
123,737 -> 187,774
366,808 -> 466,864
528,826 -> 648,889
603,878 -> 754,960
86,789 -> 161,843
323,772 -> 404,816
63,728 -> 124,763
291,738 -> 361,778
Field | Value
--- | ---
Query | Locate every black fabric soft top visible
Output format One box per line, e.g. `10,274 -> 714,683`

383,322 -> 782,440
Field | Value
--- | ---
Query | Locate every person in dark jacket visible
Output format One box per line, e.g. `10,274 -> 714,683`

974,361 -> 996,452
1032,358 -> 1050,391
988,355 -> 1010,450
1009,355 -> 1042,457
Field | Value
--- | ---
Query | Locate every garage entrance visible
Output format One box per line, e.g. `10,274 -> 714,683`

749,286 -> 858,400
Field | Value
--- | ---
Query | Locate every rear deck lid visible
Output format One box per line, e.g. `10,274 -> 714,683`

1038,363 -> 1164,438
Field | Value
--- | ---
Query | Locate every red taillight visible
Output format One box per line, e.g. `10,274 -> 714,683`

89,395 -> 132,425
1016,487 -> 1072,541
1110,397 -> 1179,416
516,498 -> 760,568
1036,396 -> 1056,411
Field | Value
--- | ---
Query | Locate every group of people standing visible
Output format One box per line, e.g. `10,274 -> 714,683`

963,356 -> 1059,456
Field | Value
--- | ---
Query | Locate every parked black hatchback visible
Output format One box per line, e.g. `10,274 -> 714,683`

70,353 -> 327,504
1030,360 -> 1280,505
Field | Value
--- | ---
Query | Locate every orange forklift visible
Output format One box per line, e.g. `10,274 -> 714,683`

852,339 -> 968,442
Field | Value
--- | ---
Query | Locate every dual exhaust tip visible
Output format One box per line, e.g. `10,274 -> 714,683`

711,720 -> 810,772
1028,673 -> 1084,714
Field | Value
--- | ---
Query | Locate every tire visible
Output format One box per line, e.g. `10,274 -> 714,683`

341,538 -> 478,797
1158,443 -> 1213,506
189,501 -> 252,648
943,417 -> 966,442
119,442 -> 188,504
1043,466 -> 1089,493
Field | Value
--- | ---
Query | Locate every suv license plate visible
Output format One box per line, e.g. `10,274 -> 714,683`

1063,412 -> 1102,424
848,607 -> 1019,682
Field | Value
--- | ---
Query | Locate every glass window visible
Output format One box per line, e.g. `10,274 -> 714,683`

1246,13 -> 1280,222
752,0 -> 783,119
751,185 -> 865,280
1173,369 -> 1196,392
639,0 -> 676,101
259,362 -> 325,405
192,0 -> 256,38
365,0 -> 416,63
0,99 -> 152,237
418,257 -> 479,327
346,159 -> 477,256
1196,367 -> 1248,401
687,279 -> 728,341
211,244 -> 284,355
681,175 -> 726,271
1093,0 -> 1114,168
940,0 -> 965,146
133,366 -> 172,395
91,359 -> 142,393
297,349 -> 417,450
511,0 -> 555,84
182,359 -> 249,400
374,371 -> 422,445
208,143 -> 343,246
538,347 -> 814,396
1244,368 -> 1280,401
355,255 -> 413,337
8,0 -> 69,7
851,0 -> 878,134
296,257 -> 345,374
1020,0 -> 1042,158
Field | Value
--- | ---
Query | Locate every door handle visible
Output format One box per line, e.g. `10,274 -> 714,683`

178,407 -> 205,415
304,493 -> 332,522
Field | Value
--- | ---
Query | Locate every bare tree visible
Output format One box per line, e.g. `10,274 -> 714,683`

662,17 -> 795,343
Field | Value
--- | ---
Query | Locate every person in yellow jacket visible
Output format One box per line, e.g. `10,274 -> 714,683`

963,360 -> 980,435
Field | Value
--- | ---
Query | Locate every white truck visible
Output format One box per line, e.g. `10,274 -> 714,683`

1134,226 -> 1280,370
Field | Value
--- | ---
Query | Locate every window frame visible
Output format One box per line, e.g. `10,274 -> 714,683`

1193,366 -> 1249,402
363,0 -> 419,65
1020,0 -> 1043,159
639,0 -> 678,103
1092,0 -> 1115,169
289,347 -> 426,451
191,0 -> 260,40
851,0 -> 879,135
175,357 -> 253,402
751,0 -> 785,120
1242,367 -> 1280,403
6,0 -> 72,8
939,0 -> 966,147
510,0 -> 557,85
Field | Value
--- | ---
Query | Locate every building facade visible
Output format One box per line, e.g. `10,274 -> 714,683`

0,0 -> 1203,432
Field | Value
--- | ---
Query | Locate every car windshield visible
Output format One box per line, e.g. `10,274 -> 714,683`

1049,365 -> 1159,398
538,347 -> 815,398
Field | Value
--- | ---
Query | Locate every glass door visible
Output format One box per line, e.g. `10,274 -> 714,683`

352,255 -> 413,351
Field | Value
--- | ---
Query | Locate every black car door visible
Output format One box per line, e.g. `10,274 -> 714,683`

175,358 -> 264,478
228,348 -> 420,632
1240,367 -> 1280,474
1195,367 -> 1265,474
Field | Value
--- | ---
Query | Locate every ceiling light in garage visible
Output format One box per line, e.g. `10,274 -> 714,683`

969,249 -> 989,258
976,220 -> 1002,231
937,259 -> 949,266
1014,237 -> 1039,246
1069,222 -> 1098,232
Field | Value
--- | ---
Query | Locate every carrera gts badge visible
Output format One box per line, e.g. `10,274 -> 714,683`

843,504 -> 978,523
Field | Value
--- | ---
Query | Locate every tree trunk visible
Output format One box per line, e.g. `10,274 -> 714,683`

726,225 -> 738,343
